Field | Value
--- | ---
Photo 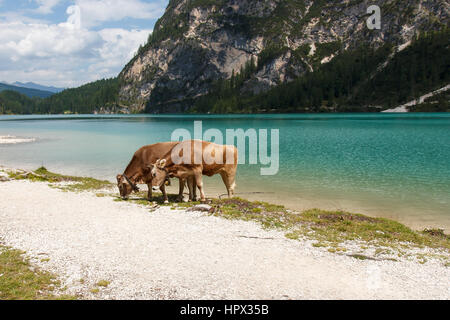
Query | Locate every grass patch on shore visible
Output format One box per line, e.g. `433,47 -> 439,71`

0,245 -> 75,300
124,194 -> 449,253
6,167 -> 113,192
113,191 -> 186,206
96,280 -> 110,287
207,198 -> 450,251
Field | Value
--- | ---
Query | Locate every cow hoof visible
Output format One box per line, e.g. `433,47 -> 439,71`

164,200 -> 169,204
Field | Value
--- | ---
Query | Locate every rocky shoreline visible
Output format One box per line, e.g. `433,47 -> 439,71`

0,166 -> 449,299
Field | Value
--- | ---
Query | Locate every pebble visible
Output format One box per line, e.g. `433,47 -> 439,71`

0,172 -> 10,182
187,204 -> 212,212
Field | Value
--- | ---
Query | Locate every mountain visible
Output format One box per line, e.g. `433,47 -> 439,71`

118,0 -> 449,113
12,82 -> 64,93
0,82 -> 55,98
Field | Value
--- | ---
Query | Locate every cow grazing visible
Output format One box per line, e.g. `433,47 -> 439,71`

117,142 -> 194,203
149,140 -> 238,202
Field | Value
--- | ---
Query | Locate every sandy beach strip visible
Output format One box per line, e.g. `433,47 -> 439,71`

0,135 -> 36,144
0,177 -> 449,300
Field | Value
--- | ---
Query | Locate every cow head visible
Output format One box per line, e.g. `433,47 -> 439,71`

149,159 -> 170,191
116,174 -> 133,199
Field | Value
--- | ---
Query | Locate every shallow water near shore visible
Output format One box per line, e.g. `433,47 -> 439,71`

0,113 -> 449,231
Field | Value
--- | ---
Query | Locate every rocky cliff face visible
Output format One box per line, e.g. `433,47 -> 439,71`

118,0 -> 449,113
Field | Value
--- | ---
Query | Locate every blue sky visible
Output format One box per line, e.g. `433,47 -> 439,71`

0,0 -> 169,88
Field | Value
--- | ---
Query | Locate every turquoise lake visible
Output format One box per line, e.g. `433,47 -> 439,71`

0,113 -> 449,231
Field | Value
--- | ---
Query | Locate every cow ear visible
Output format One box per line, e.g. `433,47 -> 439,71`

116,174 -> 122,182
159,159 -> 167,168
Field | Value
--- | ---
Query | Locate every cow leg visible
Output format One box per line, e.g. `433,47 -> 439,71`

228,166 -> 237,197
220,172 -> 236,198
160,184 -> 169,204
177,178 -> 185,202
147,183 -> 152,201
194,173 -> 206,202
186,177 -> 194,201
193,177 -> 198,201
187,176 -> 198,201
229,176 -> 236,197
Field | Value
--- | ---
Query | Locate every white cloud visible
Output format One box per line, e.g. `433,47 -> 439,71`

0,10 -> 50,24
86,27 -> 150,80
33,0 -> 61,14
97,28 -> 150,64
4,20 -> 101,59
0,4 -> 152,87
75,0 -> 167,28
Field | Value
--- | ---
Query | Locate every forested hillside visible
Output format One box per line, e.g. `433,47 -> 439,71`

0,78 -> 119,115
33,78 -> 119,114
0,90 -> 39,114
192,30 -> 449,113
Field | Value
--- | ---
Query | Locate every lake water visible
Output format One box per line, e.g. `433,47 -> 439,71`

1,113 -> 449,231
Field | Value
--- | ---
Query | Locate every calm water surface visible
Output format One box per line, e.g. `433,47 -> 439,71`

1,113 -> 449,231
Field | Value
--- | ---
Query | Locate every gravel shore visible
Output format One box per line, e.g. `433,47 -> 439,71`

0,179 -> 449,300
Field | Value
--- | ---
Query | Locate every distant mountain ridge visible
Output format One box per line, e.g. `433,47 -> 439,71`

0,82 -> 55,98
12,82 -> 64,93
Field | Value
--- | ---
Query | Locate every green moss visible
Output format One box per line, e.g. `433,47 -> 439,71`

422,228 -> 450,240
312,242 -> 328,248
176,201 -> 201,208
96,280 -> 110,288
113,191 -> 187,207
207,198 -> 450,252
95,193 -> 108,198
0,245 -> 76,300
7,167 -> 113,192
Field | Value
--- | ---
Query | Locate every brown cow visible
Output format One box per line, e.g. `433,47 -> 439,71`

149,140 -> 238,202
117,142 -> 194,203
